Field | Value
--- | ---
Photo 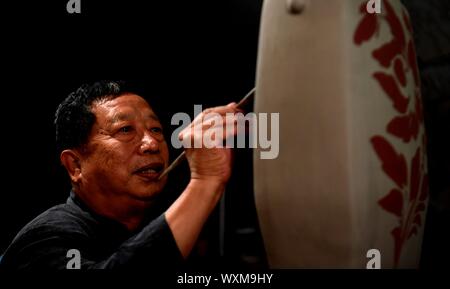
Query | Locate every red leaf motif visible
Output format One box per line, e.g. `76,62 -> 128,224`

409,148 -> 421,202
373,72 -> 409,113
408,40 -> 420,87
378,189 -> 403,217
372,40 -> 402,68
354,14 -> 378,45
394,58 -> 406,87
371,136 -> 408,188
391,227 -> 403,267
419,174 -> 429,201
413,214 -> 422,226
383,0 -> 406,50
364,0 -> 426,267
415,202 -> 426,213
387,115 -> 413,142
408,226 -> 418,239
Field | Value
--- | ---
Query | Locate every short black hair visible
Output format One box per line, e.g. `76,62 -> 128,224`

54,80 -> 131,154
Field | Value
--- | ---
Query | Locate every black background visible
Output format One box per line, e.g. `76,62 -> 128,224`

1,0 -> 449,271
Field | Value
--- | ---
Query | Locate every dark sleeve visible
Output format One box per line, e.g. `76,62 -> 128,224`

0,214 -> 184,270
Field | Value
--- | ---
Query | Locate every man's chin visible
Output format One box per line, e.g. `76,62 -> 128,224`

131,191 -> 159,202
127,180 -> 166,203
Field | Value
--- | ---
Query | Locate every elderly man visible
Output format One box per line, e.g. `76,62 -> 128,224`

0,81 -> 240,269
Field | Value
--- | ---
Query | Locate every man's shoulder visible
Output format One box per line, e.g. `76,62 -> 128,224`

0,202 -> 92,269
13,202 -> 92,241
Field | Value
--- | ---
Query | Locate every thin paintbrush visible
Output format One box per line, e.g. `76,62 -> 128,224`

158,87 -> 256,180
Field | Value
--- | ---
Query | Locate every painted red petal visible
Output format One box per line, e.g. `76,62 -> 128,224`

419,174 -> 429,201
354,14 -> 378,45
410,148 -> 421,202
371,136 -> 408,188
387,115 -> 412,142
394,58 -> 406,87
378,188 -> 403,217
383,0 -> 406,50
372,40 -> 402,68
373,72 -> 409,113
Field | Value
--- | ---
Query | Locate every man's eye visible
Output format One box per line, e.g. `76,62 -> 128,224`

119,126 -> 133,133
150,127 -> 163,134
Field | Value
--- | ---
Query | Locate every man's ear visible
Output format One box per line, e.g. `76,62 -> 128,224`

60,149 -> 83,184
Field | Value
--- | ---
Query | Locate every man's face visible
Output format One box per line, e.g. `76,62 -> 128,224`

79,93 -> 169,202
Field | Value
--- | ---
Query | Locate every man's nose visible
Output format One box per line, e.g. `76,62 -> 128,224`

139,131 -> 160,154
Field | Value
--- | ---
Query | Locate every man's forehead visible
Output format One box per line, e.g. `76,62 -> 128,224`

93,94 -> 160,123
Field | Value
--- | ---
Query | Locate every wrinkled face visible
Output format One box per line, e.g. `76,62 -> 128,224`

79,93 -> 169,202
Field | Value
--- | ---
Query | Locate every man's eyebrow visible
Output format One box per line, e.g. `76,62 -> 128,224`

110,113 -> 135,124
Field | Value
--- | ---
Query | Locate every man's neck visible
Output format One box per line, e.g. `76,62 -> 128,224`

74,190 -> 153,231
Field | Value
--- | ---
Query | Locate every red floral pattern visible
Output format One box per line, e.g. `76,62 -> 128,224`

354,0 -> 428,267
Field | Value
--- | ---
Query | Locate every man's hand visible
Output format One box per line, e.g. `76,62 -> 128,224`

178,102 -> 241,187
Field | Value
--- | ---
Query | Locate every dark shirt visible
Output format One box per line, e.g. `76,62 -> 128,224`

0,192 -> 183,270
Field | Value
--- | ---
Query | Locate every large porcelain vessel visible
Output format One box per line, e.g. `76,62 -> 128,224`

254,0 -> 428,268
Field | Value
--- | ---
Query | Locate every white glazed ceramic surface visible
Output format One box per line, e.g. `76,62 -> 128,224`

254,0 -> 428,268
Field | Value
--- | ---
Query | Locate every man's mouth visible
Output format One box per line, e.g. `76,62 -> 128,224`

134,163 -> 165,180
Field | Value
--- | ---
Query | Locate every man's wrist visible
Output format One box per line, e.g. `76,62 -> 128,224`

188,178 -> 226,197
